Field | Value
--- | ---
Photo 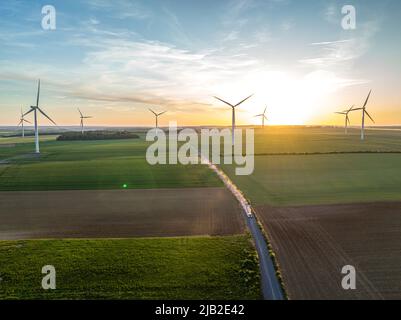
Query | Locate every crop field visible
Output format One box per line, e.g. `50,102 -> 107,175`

0,236 -> 260,300
0,188 -> 244,240
0,136 -> 221,190
0,134 -> 254,300
220,127 -> 401,300
222,153 -> 401,206
0,135 -> 59,146
255,202 -> 401,300
249,126 -> 401,154
2,126 -> 401,300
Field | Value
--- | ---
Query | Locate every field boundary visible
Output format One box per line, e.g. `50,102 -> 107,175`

217,151 -> 401,157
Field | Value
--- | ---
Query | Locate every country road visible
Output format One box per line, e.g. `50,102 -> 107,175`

200,153 -> 285,300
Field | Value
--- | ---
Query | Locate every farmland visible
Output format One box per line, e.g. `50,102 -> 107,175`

2,126 -> 401,300
0,133 -> 256,300
249,126 -> 401,154
255,202 -> 401,300
0,188 -> 244,240
222,153 -> 401,206
0,236 -> 260,300
0,137 -> 222,191
220,126 -> 401,300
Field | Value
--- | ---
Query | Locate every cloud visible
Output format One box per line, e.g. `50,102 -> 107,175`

300,20 -> 380,69
300,39 -> 359,67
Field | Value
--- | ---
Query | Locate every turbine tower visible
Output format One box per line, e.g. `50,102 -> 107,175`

353,90 -> 375,141
149,108 -> 166,130
23,80 -> 57,154
78,108 -> 93,134
335,105 -> 354,134
255,106 -> 268,128
214,94 -> 253,145
18,108 -> 31,138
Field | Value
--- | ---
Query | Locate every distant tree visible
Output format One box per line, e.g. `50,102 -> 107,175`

57,131 -> 140,141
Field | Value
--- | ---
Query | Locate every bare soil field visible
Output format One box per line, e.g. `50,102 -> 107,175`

0,188 -> 244,240
256,202 -> 401,300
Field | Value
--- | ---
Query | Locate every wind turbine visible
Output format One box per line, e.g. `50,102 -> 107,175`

78,108 -> 93,134
335,105 -> 354,134
214,94 -> 253,145
18,108 -> 32,138
255,106 -> 268,128
23,80 -> 57,154
353,90 -> 375,140
149,108 -> 166,130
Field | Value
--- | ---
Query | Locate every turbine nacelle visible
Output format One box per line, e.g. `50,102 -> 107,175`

214,94 -> 254,144
149,108 -> 167,129
78,108 -> 93,134
255,106 -> 268,127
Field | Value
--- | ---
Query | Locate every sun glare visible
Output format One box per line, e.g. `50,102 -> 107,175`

220,70 -> 337,126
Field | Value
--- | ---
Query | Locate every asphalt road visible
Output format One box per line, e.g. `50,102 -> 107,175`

246,215 -> 284,300
201,154 -> 285,300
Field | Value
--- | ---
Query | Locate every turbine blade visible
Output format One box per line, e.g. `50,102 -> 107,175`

22,108 -> 35,117
148,108 -> 157,116
264,106 -> 267,114
78,108 -> 83,117
348,105 -> 355,112
38,107 -> 57,125
362,90 -> 372,109
18,120 -> 23,126
264,115 -> 268,120
23,119 -> 32,124
214,96 -> 235,108
157,111 -> 167,116
234,94 -> 254,107
36,79 -> 41,107
365,110 -> 375,123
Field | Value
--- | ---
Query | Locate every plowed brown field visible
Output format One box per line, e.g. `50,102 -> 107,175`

256,202 -> 401,300
0,188 -> 244,240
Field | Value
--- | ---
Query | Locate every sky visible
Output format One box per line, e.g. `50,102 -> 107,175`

0,0 -> 400,127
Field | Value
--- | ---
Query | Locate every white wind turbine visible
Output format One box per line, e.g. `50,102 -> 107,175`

214,94 -> 253,145
23,80 -> 57,154
335,105 -> 355,134
149,108 -> 166,130
353,90 -> 375,140
78,108 -> 93,134
18,108 -> 32,138
255,106 -> 268,128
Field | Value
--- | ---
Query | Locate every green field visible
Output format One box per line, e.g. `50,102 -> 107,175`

219,127 -> 401,206
2,127 -> 401,200
222,153 -> 401,206
0,136 -> 221,191
250,127 -> 401,154
0,236 -> 260,300
0,135 -> 59,145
